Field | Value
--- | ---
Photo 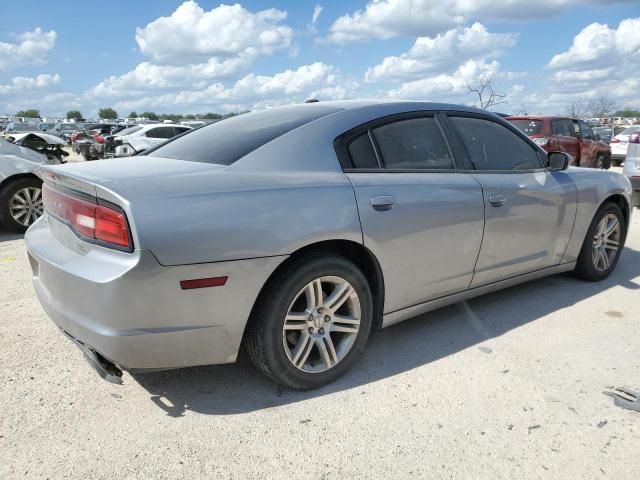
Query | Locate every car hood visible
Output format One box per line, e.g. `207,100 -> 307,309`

0,137 -> 48,164
11,132 -> 67,145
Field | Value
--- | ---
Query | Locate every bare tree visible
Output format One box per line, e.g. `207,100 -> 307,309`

587,96 -> 616,118
514,101 -> 528,115
566,101 -> 585,118
466,79 -> 507,110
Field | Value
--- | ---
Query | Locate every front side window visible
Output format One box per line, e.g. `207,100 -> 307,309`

578,121 -> 594,140
450,116 -> 543,171
371,117 -> 453,170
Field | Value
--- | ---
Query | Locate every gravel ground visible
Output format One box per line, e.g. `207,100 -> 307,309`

1,204 -> 639,479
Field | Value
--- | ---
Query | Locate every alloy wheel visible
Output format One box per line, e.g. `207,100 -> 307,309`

9,187 -> 43,227
282,276 -> 361,373
592,213 -> 621,272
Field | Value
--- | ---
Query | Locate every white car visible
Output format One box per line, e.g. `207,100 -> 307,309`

610,125 -> 640,165
107,124 -> 192,158
622,130 -> 640,207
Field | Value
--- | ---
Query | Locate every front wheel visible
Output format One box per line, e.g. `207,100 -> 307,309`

245,253 -> 373,390
597,153 -> 610,170
574,202 -> 626,281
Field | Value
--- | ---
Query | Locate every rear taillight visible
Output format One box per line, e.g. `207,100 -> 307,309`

630,133 -> 640,144
610,138 -> 621,143
42,184 -> 132,250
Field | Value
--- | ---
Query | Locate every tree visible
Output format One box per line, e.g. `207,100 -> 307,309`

66,110 -> 83,121
613,108 -> 640,118
184,114 -> 196,120
128,111 -> 138,118
15,109 -> 40,119
566,101 -> 585,118
587,96 -> 615,118
142,111 -> 159,120
99,107 -> 118,119
466,79 -> 507,110
201,112 -> 223,120
514,101 -> 528,115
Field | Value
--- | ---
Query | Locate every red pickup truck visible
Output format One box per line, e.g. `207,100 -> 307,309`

507,116 -> 611,169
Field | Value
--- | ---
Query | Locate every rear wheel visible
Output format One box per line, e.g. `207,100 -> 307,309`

245,253 -> 373,390
574,202 -> 626,281
0,177 -> 44,233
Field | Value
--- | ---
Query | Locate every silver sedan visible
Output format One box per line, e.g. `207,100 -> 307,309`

25,101 -> 633,389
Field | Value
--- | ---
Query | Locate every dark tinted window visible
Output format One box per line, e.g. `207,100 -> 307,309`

372,117 -> 453,170
578,120 -> 594,140
147,126 -> 176,139
150,106 -> 339,165
552,119 -> 575,137
510,119 -> 543,135
347,133 -> 379,168
174,127 -> 191,135
450,116 -> 542,171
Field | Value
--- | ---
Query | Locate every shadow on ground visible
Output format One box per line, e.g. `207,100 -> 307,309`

0,231 -> 24,243
133,247 -> 640,417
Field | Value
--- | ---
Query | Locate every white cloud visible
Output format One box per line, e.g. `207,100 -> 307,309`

88,57 -> 253,97
548,18 -> 640,70
387,59 -> 501,100
0,28 -> 57,70
135,1 -> 293,64
0,73 -> 60,94
312,5 -> 323,26
365,23 -> 516,82
325,0 -> 639,43
111,62 -> 343,112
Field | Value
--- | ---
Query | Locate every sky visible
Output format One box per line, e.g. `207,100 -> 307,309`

1,0 -> 639,118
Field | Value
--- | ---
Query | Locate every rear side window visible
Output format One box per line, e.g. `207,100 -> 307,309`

372,117 -> 453,170
149,106 -> 339,165
552,119 -> 575,137
348,133 -> 379,168
450,116 -> 543,171
509,119 -> 543,135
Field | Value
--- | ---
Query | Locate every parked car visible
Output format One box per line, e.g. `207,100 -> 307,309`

4,122 -> 41,134
25,101 -> 631,389
507,116 -> 612,169
593,126 -> 613,143
53,123 -> 86,144
0,137 -> 54,231
622,130 -> 640,207
8,132 -> 69,164
104,124 -> 191,157
611,126 -> 640,166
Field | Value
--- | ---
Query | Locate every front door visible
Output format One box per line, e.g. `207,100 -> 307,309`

446,115 -> 577,287
340,114 -> 485,313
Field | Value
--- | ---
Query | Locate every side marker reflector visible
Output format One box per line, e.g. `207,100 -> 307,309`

180,276 -> 228,290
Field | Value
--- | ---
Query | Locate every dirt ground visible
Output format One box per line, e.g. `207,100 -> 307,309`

0,203 -> 639,479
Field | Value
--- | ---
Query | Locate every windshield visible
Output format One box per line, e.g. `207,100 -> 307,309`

149,106 -> 340,165
509,119 -> 543,135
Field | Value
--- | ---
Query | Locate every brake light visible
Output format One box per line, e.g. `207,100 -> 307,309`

610,138 -> 621,143
42,184 -> 131,250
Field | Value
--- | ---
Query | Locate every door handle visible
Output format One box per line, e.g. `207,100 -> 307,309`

489,194 -> 506,207
370,195 -> 395,211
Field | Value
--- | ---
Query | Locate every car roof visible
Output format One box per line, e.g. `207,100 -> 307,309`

297,99 -> 492,115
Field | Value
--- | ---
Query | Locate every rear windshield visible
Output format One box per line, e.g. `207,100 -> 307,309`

149,106 -> 339,165
509,119 -> 543,135
117,126 -> 143,136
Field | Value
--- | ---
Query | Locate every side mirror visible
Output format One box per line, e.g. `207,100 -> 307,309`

548,152 -> 570,171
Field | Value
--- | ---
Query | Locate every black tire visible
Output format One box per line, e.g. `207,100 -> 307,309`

245,252 -> 373,390
612,157 -> 623,167
573,202 -> 626,281
0,177 -> 43,233
598,153 -> 611,170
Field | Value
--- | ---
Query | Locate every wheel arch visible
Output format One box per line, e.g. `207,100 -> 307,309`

246,239 -> 386,338
601,193 -> 630,228
0,173 -> 42,193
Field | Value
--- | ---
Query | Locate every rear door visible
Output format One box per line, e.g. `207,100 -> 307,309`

445,114 -> 577,287
552,119 -> 580,164
339,113 -> 485,313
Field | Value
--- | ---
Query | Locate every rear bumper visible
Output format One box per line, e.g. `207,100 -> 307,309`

26,216 -> 286,371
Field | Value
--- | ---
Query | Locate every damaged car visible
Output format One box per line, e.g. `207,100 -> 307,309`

104,124 -> 191,158
0,136 -> 63,231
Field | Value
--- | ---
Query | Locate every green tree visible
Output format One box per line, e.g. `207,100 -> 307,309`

98,107 -> 118,119
184,114 -> 196,120
66,110 -> 83,121
15,109 -> 40,119
128,111 -> 138,118
201,112 -> 222,120
614,108 -> 640,118
142,111 -> 159,121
